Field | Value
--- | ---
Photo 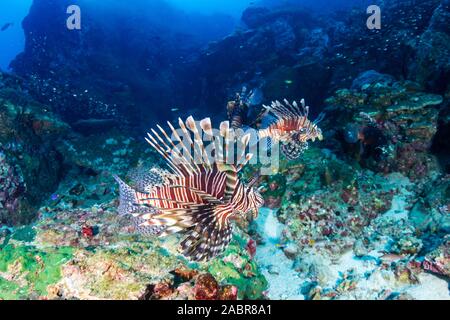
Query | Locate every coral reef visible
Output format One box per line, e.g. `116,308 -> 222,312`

0,72 -> 68,225
251,148 -> 449,300
322,78 -> 443,180
1,0 -> 449,301
0,164 -> 267,299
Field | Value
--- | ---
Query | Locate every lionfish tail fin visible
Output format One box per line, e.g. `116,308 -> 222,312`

113,175 -> 138,216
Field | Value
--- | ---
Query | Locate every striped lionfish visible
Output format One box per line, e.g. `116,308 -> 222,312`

114,116 -> 264,262
227,95 -> 324,160
258,99 -> 324,160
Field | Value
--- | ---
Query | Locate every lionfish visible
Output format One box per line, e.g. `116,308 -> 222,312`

227,90 -> 265,130
114,116 -> 264,262
227,94 -> 249,130
257,99 -> 324,160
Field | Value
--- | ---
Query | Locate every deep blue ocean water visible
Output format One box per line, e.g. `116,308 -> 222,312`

0,0 -> 374,71
0,0 -> 33,70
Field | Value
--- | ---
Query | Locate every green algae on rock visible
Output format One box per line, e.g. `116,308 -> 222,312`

0,242 -> 73,299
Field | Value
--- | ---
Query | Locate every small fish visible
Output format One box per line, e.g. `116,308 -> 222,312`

170,108 -> 179,112
115,116 -> 264,262
50,193 -> 59,201
1,22 -> 13,32
379,252 -> 406,262
284,80 -> 293,84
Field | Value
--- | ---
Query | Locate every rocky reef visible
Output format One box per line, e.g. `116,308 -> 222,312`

12,1 -> 450,139
322,74 -> 443,180
0,72 -> 68,225
248,147 -> 449,300
10,0 -> 235,131
0,174 -> 268,299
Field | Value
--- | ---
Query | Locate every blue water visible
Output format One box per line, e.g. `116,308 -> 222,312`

167,0 -> 254,16
0,0 -> 376,71
0,0 -> 32,70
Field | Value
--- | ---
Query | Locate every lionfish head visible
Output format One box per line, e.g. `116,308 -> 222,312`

310,125 -> 323,142
311,113 -> 325,141
295,113 -> 324,143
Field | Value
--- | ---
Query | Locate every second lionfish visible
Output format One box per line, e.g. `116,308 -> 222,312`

259,99 -> 324,160
228,96 -> 324,160
114,117 -> 264,262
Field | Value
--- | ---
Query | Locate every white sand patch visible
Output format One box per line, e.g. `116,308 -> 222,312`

407,273 -> 450,300
383,173 -> 413,221
255,208 -> 305,300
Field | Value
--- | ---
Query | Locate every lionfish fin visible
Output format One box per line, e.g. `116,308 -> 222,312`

199,117 -> 213,136
218,120 -> 231,164
155,124 -> 197,175
147,203 -> 214,238
265,99 -> 310,120
179,204 -> 234,261
186,116 -> 212,170
236,153 -> 253,172
281,140 -> 309,160
145,134 -> 183,176
113,175 -> 139,215
235,133 -> 252,172
165,120 -> 198,174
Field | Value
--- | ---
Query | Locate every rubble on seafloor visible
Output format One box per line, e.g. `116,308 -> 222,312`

0,165 -> 268,300
246,144 -> 449,300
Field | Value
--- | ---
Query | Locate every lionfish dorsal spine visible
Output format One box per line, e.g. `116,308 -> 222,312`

186,116 -> 213,170
149,127 -> 194,177
166,120 -> 198,175
156,124 -> 194,172
145,133 -> 183,176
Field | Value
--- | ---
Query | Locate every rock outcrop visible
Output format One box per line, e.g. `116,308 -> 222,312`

0,72 -> 68,225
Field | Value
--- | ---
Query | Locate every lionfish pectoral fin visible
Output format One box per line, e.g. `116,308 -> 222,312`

179,204 -> 234,262
281,140 -> 309,160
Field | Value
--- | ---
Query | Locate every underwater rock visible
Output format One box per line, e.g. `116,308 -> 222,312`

241,7 -> 271,29
423,236 -> 449,278
323,79 -> 443,179
194,273 -> 219,300
410,1 -> 450,92
353,239 -> 369,258
72,119 -> 118,135
10,0 -> 234,128
351,70 -> 395,90
0,72 -> 68,225
0,153 -> 26,225
409,174 -> 449,234
282,243 -> 299,260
